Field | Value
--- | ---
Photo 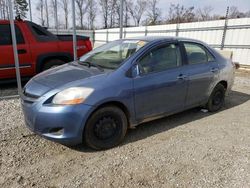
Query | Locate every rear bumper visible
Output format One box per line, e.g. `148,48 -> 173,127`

21,99 -> 94,146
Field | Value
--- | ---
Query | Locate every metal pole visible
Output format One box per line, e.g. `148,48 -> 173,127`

55,0 -> 58,34
8,0 -> 22,95
176,23 -> 179,37
72,0 -> 77,61
106,29 -> 109,43
119,0 -> 124,39
221,6 -> 229,50
28,0 -> 32,21
92,30 -> 95,45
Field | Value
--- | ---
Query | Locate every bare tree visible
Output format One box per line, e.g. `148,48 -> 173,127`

196,6 -> 213,21
124,0 -> 130,27
99,0 -> 124,28
0,0 -> 3,19
114,0 -> 123,27
60,0 -> 69,29
0,0 -> 8,19
228,6 -> 245,18
127,0 -> 147,26
45,0 -> 49,27
99,0 -> 118,28
14,0 -> 28,19
75,0 -> 89,29
36,0 -> 45,26
109,0 -> 131,28
50,0 -> 63,29
86,0 -> 97,29
211,14 -> 223,20
108,0 -> 117,28
5,0 -> 9,19
167,4 -> 195,24
146,0 -> 161,25
246,10 -> 250,17
50,0 -> 56,28
99,0 -> 108,28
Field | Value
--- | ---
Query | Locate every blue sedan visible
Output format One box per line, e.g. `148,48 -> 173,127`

21,37 -> 235,150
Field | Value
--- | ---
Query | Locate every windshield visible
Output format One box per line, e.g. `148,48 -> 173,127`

79,40 -> 148,70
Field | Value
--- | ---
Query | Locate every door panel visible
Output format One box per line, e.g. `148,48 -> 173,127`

182,42 -> 219,108
133,43 -> 188,121
133,67 -> 188,120
184,62 -> 219,108
0,24 -> 32,79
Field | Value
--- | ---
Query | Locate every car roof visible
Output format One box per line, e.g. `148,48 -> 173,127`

123,36 -> 207,45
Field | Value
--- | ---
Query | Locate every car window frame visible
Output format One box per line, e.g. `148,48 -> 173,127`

134,41 -> 184,77
181,41 -> 216,65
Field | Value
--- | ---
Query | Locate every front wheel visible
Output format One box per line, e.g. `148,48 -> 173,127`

206,83 -> 226,112
84,106 -> 128,150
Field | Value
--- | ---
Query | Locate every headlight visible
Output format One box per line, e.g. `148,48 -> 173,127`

52,87 -> 94,105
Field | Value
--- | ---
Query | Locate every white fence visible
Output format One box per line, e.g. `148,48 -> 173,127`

53,18 -> 250,66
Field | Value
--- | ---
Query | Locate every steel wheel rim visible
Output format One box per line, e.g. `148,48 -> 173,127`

212,91 -> 223,106
94,116 -> 118,140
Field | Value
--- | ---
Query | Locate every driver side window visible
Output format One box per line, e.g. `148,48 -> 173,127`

138,43 -> 182,75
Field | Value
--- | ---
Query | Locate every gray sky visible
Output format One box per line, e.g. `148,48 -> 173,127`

30,0 -> 250,28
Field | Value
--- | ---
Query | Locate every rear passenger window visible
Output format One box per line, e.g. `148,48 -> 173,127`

32,26 -> 49,36
28,22 -> 58,42
184,43 -> 214,64
138,43 -> 182,74
0,24 -> 25,45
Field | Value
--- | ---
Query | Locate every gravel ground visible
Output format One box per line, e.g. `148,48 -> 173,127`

0,86 -> 18,98
0,80 -> 27,98
0,71 -> 250,188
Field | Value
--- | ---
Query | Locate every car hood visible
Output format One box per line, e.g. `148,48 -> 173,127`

24,63 -> 108,97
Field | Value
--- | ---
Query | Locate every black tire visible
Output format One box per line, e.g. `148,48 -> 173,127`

206,83 -> 226,112
42,59 -> 65,71
84,106 -> 128,150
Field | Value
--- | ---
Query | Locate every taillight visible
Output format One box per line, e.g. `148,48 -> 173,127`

85,40 -> 92,51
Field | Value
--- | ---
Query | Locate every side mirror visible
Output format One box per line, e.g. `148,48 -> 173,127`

126,64 -> 140,78
132,64 -> 140,78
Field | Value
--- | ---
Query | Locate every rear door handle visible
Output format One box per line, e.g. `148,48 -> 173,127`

18,49 -> 27,54
210,68 -> 219,73
177,74 -> 187,80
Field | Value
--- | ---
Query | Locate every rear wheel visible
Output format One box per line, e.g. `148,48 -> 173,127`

42,59 -> 66,71
206,83 -> 226,112
84,106 -> 128,150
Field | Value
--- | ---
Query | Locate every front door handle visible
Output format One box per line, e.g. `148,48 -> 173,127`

18,49 -> 27,54
210,67 -> 219,73
177,74 -> 187,80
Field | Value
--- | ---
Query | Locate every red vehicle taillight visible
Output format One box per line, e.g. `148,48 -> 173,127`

85,40 -> 93,51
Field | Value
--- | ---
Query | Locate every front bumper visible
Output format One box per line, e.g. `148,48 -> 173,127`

21,97 -> 94,146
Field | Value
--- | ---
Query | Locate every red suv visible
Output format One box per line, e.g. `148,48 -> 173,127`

0,19 -> 92,81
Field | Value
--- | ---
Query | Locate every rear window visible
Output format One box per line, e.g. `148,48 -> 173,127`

27,22 -> 58,42
0,24 -> 25,45
32,25 -> 49,36
184,42 -> 215,64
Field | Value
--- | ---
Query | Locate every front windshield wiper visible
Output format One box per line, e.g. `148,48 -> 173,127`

77,61 -> 104,72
